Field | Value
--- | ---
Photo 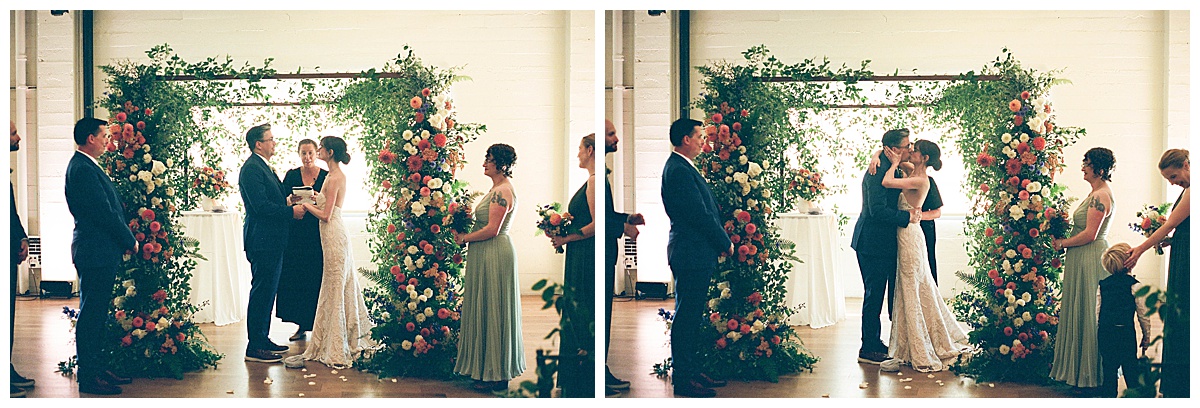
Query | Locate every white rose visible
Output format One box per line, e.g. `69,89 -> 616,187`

403,130 -> 414,140
407,245 -> 419,255
411,202 -> 426,215
999,345 -> 1010,355
1016,299 -> 1026,307
1006,249 -> 1018,259
415,257 -> 425,268
1001,133 -> 1013,143
442,183 -> 453,193
1003,146 -> 1016,159
751,320 -> 765,333
747,199 -> 758,208
152,160 -> 166,175
428,178 -> 443,189
418,294 -> 428,303
762,190 -> 771,199
1014,317 -> 1024,327
421,130 -> 431,139
1022,311 -> 1032,321
158,317 -> 169,328
738,146 -> 746,153
741,185 -> 751,196
131,164 -> 139,173
1041,186 -> 1051,196
134,329 -> 147,339
1019,133 -> 1030,143
1021,292 -> 1032,302
440,162 -> 451,173
980,316 -> 989,324
1010,140 -> 1019,149
425,308 -> 435,317
1013,339 -> 1023,347
381,312 -> 391,320
423,288 -> 434,298
406,284 -> 416,293
122,254 -> 131,261
408,291 -> 418,300
747,162 -> 763,177
166,188 -> 175,197
708,299 -> 720,309
401,340 -> 413,350
407,302 -> 417,311
1026,182 -> 1041,193
1007,295 -> 1017,305
152,197 -> 162,207
126,287 -> 137,297
166,159 -> 173,167
1010,206 -> 1024,220
725,176 -> 732,183
1005,306 -> 1015,315
404,256 -> 415,270
415,313 -> 426,323
143,153 -> 152,163
725,166 -> 734,174
750,180 -> 759,188
733,172 -> 748,184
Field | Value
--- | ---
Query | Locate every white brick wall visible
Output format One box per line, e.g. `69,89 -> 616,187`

18,10 -> 594,294
609,10 -> 1188,298
33,10 -> 80,284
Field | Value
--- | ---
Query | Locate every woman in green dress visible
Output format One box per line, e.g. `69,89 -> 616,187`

1050,147 -> 1116,394
550,134 -> 597,397
453,144 -> 525,393
1125,148 -> 1190,398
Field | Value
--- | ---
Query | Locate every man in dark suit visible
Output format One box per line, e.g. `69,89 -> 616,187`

661,118 -> 732,398
64,117 -> 138,395
603,119 -> 642,395
10,121 -> 35,398
238,123 -> 305,363
850,128 -> 919,364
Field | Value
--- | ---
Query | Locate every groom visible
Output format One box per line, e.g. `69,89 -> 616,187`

65,118 -> 138,395
850,128 -> 920,364
239,123 -> 305,363
661,118 -> 732,398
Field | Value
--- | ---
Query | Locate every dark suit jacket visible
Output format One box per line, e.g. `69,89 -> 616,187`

661,152 -> 731,271
239,153 -> 293,254
64,151 -> 137,268
11,181 -> 27,261
850,154 -> 911,257
604,171 -> 628,270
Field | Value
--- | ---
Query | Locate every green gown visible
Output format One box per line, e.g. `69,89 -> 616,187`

1049,193 -> 1112,387
454,190 -> 526,382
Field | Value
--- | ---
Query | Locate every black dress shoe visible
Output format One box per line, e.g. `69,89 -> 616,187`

672,379 -> 716,398
267,342 -> 289,352
244,349 -> 283,363
697,373 -> 727,388
605,371 -> 630,390
857,349 -> 888,365
103,370 -> 132,385
289,329 -> 307,342
79,377 -> 122,395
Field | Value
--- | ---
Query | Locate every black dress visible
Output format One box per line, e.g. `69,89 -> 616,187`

275,167 -> 327,331
558,181 -> 595,397
1160,189 -> 1190,397
920,176 -> 943,285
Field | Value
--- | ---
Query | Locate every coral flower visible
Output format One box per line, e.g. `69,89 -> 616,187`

1008,100 -> 1022,112
976,152 -> 996,167
410,96 -> 423,109
732,122 -> 742,132
1020,91 -> 1031,100
115,112 -> 127,122
712,113 -> 723,123
1031,136 -> 1047,151
1014,115 -> 1025,126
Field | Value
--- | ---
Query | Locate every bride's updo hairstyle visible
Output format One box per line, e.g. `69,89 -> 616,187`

321,136 -> 352,164
1158,149 -> 1189,170
914,139 -> 942,171
487,143 -> 518,178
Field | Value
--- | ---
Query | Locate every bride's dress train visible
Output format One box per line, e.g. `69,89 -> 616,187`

887,196 -> 971,372
286,204 -> 375,369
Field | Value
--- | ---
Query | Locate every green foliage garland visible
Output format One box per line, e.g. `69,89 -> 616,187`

931,50 -> 1085,383
329,46 -> 486,379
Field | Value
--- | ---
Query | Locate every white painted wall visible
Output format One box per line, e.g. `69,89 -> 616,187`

609,10 -> 1189,300
15,10 -> 595,295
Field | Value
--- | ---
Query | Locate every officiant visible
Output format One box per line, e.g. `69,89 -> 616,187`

277,139 -> 328,342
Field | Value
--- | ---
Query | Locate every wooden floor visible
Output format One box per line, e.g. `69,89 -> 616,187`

605,297 -> 1163,398
10,295 -> 559,398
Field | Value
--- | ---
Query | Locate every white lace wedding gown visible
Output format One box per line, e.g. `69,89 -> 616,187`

288,201 -> 376,369
888,193 -> 972,372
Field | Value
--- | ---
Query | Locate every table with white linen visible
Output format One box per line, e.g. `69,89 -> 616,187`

179,211 -> 251,326
776,212 -> 845,328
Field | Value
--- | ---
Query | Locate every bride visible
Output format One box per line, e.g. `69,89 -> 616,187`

284,136 -> 375,369
879,139 -> 971,372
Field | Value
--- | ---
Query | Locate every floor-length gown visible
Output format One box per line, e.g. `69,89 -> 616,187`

888,194 -> 971,372
294,203 -> 375,369
1049,193 -> 1112,387
559,183 -> 595,397
1160,189 -> 1189,397
454,190 -> 526,382
276,168 -> 327,332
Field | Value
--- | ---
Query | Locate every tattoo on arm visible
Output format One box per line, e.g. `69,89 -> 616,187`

1089,197 -> 1106,213
491,193 -> 509,208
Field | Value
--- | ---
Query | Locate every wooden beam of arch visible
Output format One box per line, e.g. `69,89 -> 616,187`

155,72 -> 411,81
154,71 -> 413,106
753,74 -> 1003,82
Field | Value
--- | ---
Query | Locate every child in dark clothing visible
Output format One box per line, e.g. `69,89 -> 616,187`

1097,243 -> 1152,397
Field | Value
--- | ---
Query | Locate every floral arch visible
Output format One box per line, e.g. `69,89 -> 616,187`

690,46 -> 1083,383
76,44 -> 483,379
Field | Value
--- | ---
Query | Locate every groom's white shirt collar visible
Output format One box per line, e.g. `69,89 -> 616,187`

77,149 -> 102,169
672,151 -> 698,172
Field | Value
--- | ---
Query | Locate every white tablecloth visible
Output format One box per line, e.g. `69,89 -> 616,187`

179,211 -> 251,326
777,213 -> 846,328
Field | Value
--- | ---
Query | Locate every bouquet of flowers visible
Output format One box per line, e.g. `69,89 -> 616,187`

1130,202 -> 1173,254
445,190 -> 480,234
535,202 -> 575,253
784,167 -> 827,202
191,165 -> 232,199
